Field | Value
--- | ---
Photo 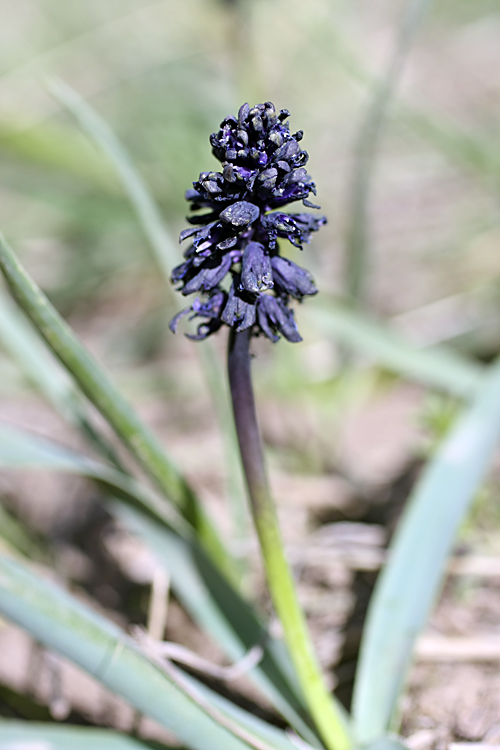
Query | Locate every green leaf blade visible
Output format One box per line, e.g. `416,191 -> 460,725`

0,425 -> 315,742
0,233 -> 229,576
308,299 -> 484,398
0,722 -> 159,750
48,80 -> 250,580
0,553 -> 257,750
112,503 -> 320,747
48,78 -> 180,283
352,356 -> 500,743
345,0 -> 434,305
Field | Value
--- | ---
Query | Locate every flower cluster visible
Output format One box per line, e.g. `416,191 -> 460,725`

170,102 -> 326,343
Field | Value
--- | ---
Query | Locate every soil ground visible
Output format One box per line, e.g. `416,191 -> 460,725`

1,372 -> 500,748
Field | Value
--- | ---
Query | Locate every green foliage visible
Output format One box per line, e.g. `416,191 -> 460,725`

345,0 -> 434,306
0,425 -> 313,743
352,357 -> 500,742
1,2 -> 500,748
0,723 -> 160,750
306,299 -> 485,398
0,233 -> 230,577
0,553 -> 282,750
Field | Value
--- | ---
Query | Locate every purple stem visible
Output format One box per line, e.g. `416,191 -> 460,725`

227,327 -> 268,509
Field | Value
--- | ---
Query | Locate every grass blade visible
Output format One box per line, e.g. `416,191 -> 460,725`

399,106 -> 500,186
113,503 -> 320,747
345,0 -> 434,306
49,80 -> 250,564
0,722 -> 159,750
0,424 -> 187,534
326,26 -> 500,187
181,675 -> 317,750
0,424 -> 315,740
0,290 -> 74,412
0,233 -> 229,576
48,78 -> 179,282
0,709 -> 312,750
0,552 -> 266,750
0,120 -> 117,192
352,355 -> 500,743
306,299 -> 484,398
0,289 -> 123,465
0,545 -> 315,750
0,501 -> 46,559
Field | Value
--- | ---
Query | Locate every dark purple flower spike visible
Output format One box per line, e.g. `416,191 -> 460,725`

170,102 -> 325,343
169,107 -> 346,748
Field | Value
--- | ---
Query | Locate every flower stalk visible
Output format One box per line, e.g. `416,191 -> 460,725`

170,102 -> 349,748
227,327 -> 351,750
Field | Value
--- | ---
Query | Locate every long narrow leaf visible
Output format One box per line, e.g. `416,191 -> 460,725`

112,503 -> 320,747
0,501 -> 46,560
50,81 -> 250,571
48,78 -> 179,282
400,107 -> 500,186
0,120 -> 117,192
0,290 -> 123,465
352,356 -> 500,743
306,299 -> 484,398
0,722 -> 158,750
0,552 -> 316,750
345,0 -> 434,305
0,233 -> 229,576
326,28 -> 500,186
0,718 -> 308,750
182,677 -> 317,750
0,552 -> 263,750
0,425 -> 316,741
0,424 -> 186,534
0,291 -> 74,412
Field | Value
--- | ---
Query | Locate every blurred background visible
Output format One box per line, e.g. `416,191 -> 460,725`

2,0 -> 500,744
